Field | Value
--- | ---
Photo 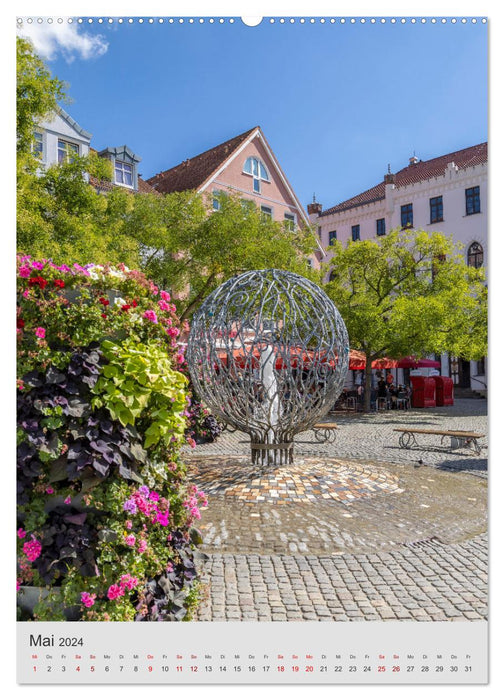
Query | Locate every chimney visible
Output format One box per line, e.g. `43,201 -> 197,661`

384,164 -> 395,185
384,165 -> 395,215
307,193 -> 322,215
409,155 -> 420,166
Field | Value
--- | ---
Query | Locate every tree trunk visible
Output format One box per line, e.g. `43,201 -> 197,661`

364,355 -> 373,412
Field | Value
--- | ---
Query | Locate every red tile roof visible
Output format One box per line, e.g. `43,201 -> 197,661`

89,174 -> 159,195
320,142 -> 487,217
146,127 -> 259,194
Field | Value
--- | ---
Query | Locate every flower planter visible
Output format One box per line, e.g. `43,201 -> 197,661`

17,586 -> 80,621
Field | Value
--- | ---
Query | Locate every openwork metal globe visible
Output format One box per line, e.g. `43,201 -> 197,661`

187,269 -> 349,468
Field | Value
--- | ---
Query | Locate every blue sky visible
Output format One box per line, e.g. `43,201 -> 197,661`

19,16 -> 487,210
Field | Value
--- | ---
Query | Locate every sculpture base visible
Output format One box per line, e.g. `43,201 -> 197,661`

250,442 -> 294,467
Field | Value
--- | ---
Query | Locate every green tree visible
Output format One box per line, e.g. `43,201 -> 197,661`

17,153 -> 142,267
126,191 -> 319,320
323,229 -> 487,411
16,36 -> 65,157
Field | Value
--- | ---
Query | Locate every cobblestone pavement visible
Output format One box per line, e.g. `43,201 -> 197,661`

195,536 -> 488,622
186,399 -> 488,622
187,399 -> 488,476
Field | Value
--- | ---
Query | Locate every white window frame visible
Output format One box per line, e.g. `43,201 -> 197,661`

32,131 -> 44,160
57,139 -> 79,164
284,212 -> 296,231
243,157 -> 270,194
114,159 -> 134,188
261,205 -> 273,220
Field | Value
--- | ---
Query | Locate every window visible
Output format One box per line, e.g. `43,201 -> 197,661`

32,131 -> 43,159
212,189 -> 222,210
57,139 -> 79,163
476,357 -> 485,376
466,186 -> 481,215
240,198 -> 255,214
430,196 -> 443,223
351,225 -> 360,241
400,203 -> 413,228
284,212 -> 296,231
467,241 -> 483,269
329,230 -> 337,245
261,205 -> 273,220
243,157 -> 269,194
317,226 -> 322,239
115,160 -> 133,187
376,218 -> 386,236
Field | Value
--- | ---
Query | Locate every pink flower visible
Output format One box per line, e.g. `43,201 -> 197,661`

160,290 -> 171,302
124,534 -> 136,547
16,579 -> 21,591
158,300 -> 171,312
32,261 -> 45,271
156,512 -> 169,527
107,584 -> 124,601
187,437 -> 196,449
45,486 -> 54,494
149,491 -> 159,502
23,537 -> 42,562
125,519 -> 133,530
143,309 -> 158,323
17,528 -> 26,539
35,327 -> 46,339
80,592 -> 96,608
137,540 -> 147,554
64,496 -> 72,505
18,265 -> 31,278
119,574 -> 138,591
167,327 -> 180,338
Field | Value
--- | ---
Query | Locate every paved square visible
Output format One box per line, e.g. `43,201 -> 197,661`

185,399 -> 488,622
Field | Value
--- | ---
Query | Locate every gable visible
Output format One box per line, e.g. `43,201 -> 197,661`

38,109 -> 92,145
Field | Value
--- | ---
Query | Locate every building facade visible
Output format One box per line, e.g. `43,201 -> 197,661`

35,107 -> 156,194
309,143 -> 488,392
147,126 -> 314,236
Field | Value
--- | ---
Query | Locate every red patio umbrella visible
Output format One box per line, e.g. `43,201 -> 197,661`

397,356 -> 441,368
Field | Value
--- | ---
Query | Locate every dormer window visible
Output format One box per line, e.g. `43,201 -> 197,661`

58,139 -> 79,163
243,156 -> 269,193
115,160 -> 134,187
98,146 -> 141,192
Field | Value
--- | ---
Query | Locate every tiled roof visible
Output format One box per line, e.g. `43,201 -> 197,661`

146,127 -> 259,193
320,142 -> 487,217
89,174 -> 159,195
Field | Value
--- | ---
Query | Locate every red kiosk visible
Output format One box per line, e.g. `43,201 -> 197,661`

434,376 -> 454,406
410,376 -> 437,408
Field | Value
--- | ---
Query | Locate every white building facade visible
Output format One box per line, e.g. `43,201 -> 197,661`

309,143 -> 488,392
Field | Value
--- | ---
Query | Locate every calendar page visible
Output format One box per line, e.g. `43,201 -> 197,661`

14,3 -> 489,687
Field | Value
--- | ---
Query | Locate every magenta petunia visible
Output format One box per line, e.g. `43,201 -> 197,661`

107,584 -> 124,601
35,327 -> 46,339
80,592 -> 96,608
143,309 -> 158,323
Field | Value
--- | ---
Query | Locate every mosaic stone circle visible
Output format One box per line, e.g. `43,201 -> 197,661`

187,456 -> 404,506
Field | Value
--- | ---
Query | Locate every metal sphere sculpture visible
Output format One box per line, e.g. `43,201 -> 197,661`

187,269 -> 349,468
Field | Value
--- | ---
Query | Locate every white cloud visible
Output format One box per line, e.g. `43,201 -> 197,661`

17,21 -> 109,63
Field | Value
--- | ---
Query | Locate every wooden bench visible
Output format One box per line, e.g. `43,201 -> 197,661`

313,422 -> 338,444
393,428 -> 485,455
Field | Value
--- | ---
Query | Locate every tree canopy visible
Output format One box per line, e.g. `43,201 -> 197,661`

16,36 -> 65,157
323,229 -> 487,410
127,191 -> 318,320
